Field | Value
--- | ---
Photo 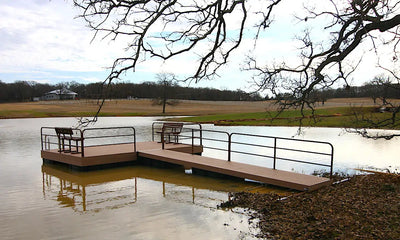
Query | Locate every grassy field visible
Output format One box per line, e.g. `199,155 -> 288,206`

0,99 -> 276,118
173,106 -> 398,128
1,98 -> 398,129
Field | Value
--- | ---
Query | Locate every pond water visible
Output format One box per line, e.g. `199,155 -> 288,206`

0,117 -> 398,240
195,125 -> 400,175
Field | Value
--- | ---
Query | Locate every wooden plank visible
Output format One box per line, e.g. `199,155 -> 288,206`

41,142 -> 203,167
41,141 -> 330,191
41,149 -> 137,167
138,149 -> 331,191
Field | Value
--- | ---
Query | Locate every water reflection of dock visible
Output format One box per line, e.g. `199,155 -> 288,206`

42,163 -> 276,213
42,164 -> 137,212
41,123 -> 334,191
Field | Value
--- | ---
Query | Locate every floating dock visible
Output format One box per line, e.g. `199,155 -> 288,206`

138,148 -> 331,191
41,142 -> 203,167
41,124 -> 333,191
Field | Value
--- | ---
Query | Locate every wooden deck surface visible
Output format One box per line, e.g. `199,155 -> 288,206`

138,149 -> 331,191
41,141 -> 331,191
82,142 -> 202,157
41,142 -> 203,167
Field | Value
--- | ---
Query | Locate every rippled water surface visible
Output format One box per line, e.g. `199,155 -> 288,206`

0,117 -> 398,240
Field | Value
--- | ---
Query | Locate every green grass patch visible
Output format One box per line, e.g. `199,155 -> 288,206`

173,106 -> 400,129
175,112 -> 271,122
174,107 -> 351,122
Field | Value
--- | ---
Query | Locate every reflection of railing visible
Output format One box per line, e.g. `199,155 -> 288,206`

179,127 -> 334,178
41,126 -> 136,157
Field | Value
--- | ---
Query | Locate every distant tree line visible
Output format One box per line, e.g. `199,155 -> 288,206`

0,80 -> 263,102
0,81 -> 54,102
275,85 -> 400,103
2,77 -> 400,103
275,77 -> 400,104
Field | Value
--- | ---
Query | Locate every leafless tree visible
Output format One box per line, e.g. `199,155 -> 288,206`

72,0 -> 264,82
153,72 -> 177,114
348,74 -> 400,139
246,0 -> 400,138
73,0 -> 400,138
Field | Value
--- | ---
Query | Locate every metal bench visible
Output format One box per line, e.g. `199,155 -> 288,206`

157,122 -> 184,144
55,128 -> 83,154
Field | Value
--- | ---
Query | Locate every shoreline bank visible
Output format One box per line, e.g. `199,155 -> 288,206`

220,172 -> 399,239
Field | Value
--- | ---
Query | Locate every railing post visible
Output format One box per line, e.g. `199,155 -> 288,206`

151,122 -> 155,142
228,134 -> 231,162
161,129 -> 165,150
40,128 -> 43,150
199,124 -> 203,146
133,128 -> 137,153
273,138 -> 277,169
330,145 -> 334,179
81,130 -> 85,157
191,129 -> 194,155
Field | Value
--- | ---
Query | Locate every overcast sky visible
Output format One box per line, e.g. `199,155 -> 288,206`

0,0 -> 390,91
0,0 -> 248,90
0,1 -> 122,84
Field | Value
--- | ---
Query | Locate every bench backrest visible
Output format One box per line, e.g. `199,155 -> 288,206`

55,127 -> 73,136
162,123 -> 184,134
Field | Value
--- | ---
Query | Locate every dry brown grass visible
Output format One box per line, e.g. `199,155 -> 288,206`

0,99 -> 276,118
0,97 -> 391,118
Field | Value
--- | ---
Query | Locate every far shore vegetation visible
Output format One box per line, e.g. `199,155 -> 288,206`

1,98 -> 400,130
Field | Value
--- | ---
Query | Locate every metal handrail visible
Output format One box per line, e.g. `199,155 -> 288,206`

41,126 -> 84,155
179,127 -> 334,178
41,126 -> 136,157
230,132 -> 334,177
83,127 -> 136,154
42,123 -> 334,178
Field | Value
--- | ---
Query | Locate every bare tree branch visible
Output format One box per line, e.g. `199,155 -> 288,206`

246,0 -> 400,138
73,0 -> 400,139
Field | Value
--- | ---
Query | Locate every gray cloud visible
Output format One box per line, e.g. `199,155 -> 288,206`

0,28 -> 28,51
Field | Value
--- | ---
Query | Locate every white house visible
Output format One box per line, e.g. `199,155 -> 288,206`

43,88 -> 78,100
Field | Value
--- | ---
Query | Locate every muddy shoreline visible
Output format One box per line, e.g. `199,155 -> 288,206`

220,173 -> 400,239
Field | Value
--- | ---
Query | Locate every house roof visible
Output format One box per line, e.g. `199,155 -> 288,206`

46,88 -> 77,95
